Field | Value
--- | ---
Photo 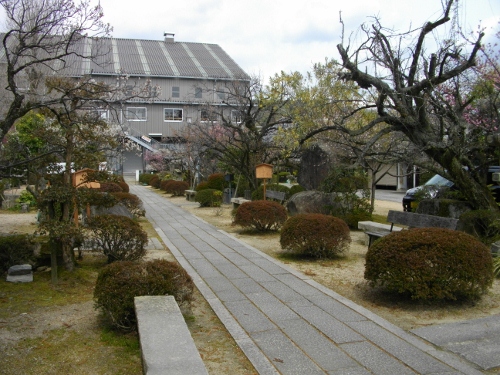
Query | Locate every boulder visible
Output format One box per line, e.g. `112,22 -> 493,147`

286,191 -> 344,216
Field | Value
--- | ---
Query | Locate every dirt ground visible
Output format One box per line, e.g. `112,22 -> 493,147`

172,196 -> 500,331
1,196 -> 499,374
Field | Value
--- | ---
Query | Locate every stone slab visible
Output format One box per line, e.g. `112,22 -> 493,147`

134,295 -> 208,375
8,264 -> 32,275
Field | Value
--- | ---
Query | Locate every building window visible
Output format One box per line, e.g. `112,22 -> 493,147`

200,109 -> 217,122
231,110 -> 242,124
172,86 -> 180,98
126,107 -> 147,121
164,108 -> 183,122
195,87 -> 202,99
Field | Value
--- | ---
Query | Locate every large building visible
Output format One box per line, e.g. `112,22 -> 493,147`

0,32 -> 250,174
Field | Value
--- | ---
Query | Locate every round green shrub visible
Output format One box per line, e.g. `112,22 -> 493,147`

94,259 -> 194,330
280,214 -> 351,258
365,228 -> 494,300
194,188 -> 222,207
233,200 -> 287,231
289,184 -> 305,197
139,173 -> 156,185
86,214 -> 148,263
163,180 -> 189,196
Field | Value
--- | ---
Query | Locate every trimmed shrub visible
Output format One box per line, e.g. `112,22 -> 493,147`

99,182 -> 123,193
207,173 -> 225,190
0,234 -> 37,272
289,184 -> 306,197
233,200 -> 287,231
159,179 -> 172,191
116,181 -> 129,193
194,181 -> 210,191
149,175 -> 160,189
365,228 -> 494,300
94,259 -> 194,330
459,209 -> 500,245
110,192 -> 145,217
280,214 -> 351,258
251,184 -> 290,201
163,180 -> 189,196
195,189 -> 222,207
86,214 -> 148,263
139,173 -> 156,185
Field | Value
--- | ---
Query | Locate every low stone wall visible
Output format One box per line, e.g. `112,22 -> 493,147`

134,296 -> 208,375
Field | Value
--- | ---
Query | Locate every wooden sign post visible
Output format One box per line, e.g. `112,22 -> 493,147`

255,163 -> 273,200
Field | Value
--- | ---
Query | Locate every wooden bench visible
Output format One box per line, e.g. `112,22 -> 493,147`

265,189 -> 286,203
185,189 -> 196,202
361,210 -> 459,247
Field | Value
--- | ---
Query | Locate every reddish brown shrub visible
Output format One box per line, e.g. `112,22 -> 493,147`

149,175 -> 160,188
163,180 -> 189,196
280,214 -> 351,258
111,192 -> 145,217
160,179 -> 173,191
94,259 -> 194,330
365,228 -> 494,300
195,181 -> 210,191
117,181 -> 129,193
233,200 -> 287,231
99,182 -> 123,193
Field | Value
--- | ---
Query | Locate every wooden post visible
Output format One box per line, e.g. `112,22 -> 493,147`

263,178 -> 267,200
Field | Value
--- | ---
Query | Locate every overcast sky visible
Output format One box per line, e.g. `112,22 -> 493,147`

3,0 -> 500,82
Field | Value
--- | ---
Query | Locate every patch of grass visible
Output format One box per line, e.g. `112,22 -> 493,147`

0,255 -> 106,319
371,213 -> 389,224
1,328 -> 142,375
100,327 -> 140,353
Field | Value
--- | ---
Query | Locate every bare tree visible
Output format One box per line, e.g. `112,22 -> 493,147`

334,0 -> 499,210
181,74 -> 298,190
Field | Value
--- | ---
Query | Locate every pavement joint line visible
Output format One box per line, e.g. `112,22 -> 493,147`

133,185 -> 486,375
150,219 -> 276,375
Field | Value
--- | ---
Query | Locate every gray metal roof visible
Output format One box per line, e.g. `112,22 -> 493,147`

72,36 -> 250,80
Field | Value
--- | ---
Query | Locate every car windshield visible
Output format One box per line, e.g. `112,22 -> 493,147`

424,174 -> 453,187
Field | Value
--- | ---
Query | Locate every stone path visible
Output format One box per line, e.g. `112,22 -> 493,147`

131,184 -> 485,375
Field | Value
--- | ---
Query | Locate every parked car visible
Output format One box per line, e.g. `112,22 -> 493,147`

402,166 -> 500,212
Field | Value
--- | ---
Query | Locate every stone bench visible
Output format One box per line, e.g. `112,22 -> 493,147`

358,220 -> 402,246
231,197 -> 251,209
359,210 -> 459,247
185,190 -> 196,202
134,296 -> 208,375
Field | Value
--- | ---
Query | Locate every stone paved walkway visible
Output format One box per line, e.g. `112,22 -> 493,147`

131,184 -> 484,375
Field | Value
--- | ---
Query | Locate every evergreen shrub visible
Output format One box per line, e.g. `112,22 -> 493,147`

139,173 -> 156,185
194,189 -> 222,207
0,234 -> 36,272
86,214 -> 148,263
459,209 -> 500,245
280,214 -> 351,258
94,259 -> 194,330
194,181 -> 210,191
233,200 -> 287,231
289,184 -> 306,197
365,228 -> 494,300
